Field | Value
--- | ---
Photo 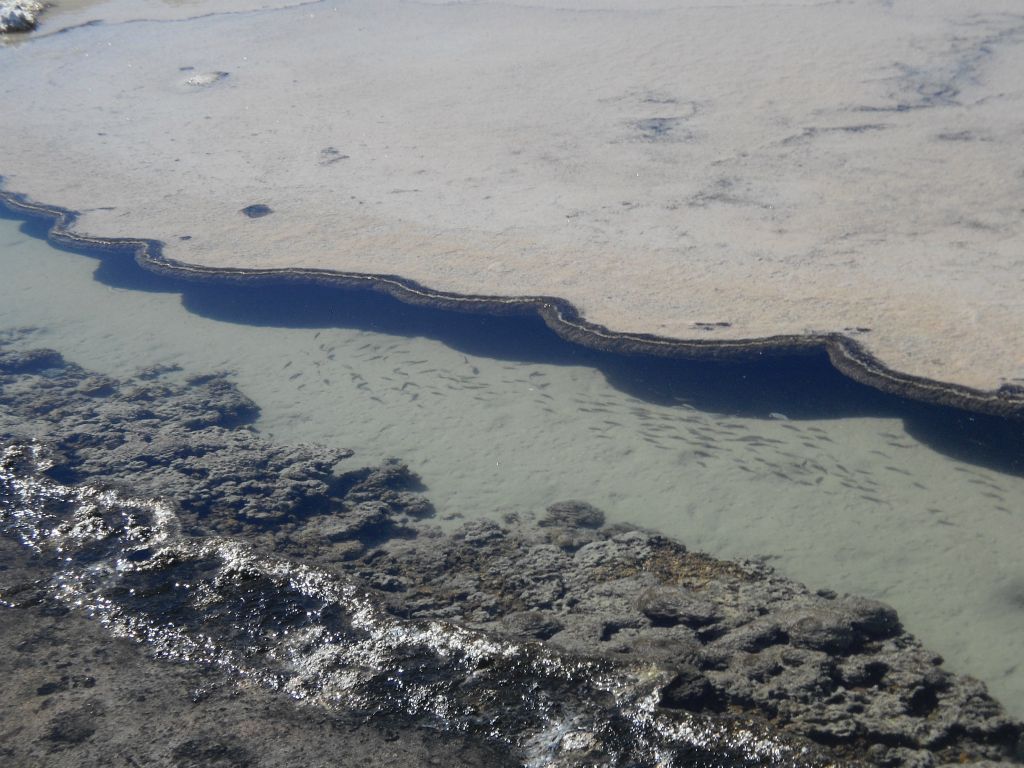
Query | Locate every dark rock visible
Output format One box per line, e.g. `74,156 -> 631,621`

137,362 -> 183,380
36,675 -> 96,696
171,737 -> 253,767
76,375 -> 117,397
544,526 -> 601,552
0,347 -> 63,373
540,500 -> 605,529
573,538 -> 649,569
630,626 -> 703,667
240,204 -> 273,218
0,1 -> 43,33
638,586 -> 721,628
710,618 -> 788,654
778,607 -> 857,653
45,708 -> 97,746
303,501 -> 391,541
839,595 -> 902,640
661,664 -> 720,711
500,610 -> 564,640
838,656 -> 889,687
457,519 -> 505,546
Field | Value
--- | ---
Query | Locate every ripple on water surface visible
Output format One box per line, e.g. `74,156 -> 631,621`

0,210 -> 1023,716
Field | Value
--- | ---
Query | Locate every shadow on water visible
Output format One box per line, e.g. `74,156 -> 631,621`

8,209 -> 1024,478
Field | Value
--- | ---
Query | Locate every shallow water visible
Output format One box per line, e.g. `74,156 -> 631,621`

1,211 -> 1023,716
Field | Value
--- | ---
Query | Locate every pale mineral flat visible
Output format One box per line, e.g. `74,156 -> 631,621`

2,0 -> 1023,396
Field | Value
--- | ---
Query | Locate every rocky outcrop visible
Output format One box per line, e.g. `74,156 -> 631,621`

368,517 -> 1021,767
1,332 -> 1021,767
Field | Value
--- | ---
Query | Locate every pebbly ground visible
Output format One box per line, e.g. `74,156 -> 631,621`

0,330 -> 1021,767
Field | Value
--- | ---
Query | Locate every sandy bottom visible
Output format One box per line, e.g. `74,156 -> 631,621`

2,214 -> 1023,716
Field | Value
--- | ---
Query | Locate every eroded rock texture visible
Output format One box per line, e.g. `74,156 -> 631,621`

0,332 -> 1021,767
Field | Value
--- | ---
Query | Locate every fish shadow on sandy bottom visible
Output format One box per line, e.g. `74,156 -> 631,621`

11,205 -> 1015,480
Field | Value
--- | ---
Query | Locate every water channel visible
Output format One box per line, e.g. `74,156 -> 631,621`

1,207 -> 1022,715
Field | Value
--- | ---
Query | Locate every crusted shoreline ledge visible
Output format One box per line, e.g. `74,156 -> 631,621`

2,184 -> 1022,420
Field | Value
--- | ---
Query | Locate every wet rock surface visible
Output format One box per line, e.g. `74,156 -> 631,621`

0,539 -> 508,768
0,331 -> 1021,767
375,522 -> 1021,766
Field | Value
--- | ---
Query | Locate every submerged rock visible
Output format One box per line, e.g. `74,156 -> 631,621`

0,0 -> 43,33
540,499 -> 606,529
0,334 -> 1021,767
